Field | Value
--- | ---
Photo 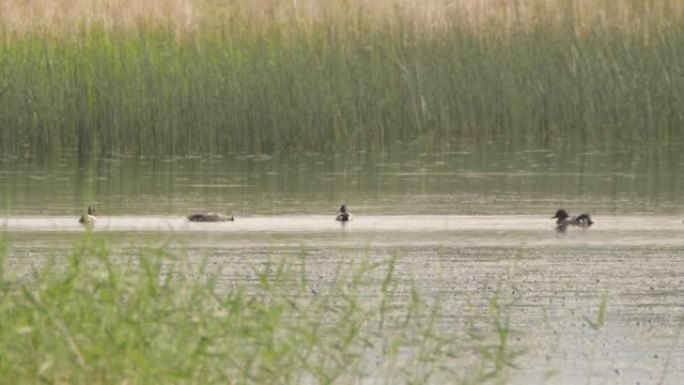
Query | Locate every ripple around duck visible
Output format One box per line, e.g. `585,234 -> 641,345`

1,215 -> 683,247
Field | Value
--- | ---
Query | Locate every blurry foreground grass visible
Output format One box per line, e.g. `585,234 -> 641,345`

0,237 -> 517,384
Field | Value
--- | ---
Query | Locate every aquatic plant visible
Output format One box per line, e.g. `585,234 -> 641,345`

0,237 -> 518,384
1,0 -> 682,156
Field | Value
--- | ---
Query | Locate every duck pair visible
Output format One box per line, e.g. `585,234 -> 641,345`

188,205 -> 352,222
78,206 -> 235,224
552,209 -> 593,229
191,205 -> 353,222
335,207 -> 593,228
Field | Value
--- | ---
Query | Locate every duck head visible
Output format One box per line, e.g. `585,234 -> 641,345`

340,205 -> 347,213
552,209 -> 569,220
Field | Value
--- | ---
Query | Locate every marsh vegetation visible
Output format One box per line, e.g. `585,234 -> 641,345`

1,0 -> 683,156
0,237 -> 519,384
2,1 -> 684,384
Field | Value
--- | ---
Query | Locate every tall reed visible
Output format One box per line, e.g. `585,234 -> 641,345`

1,1 -> 683,156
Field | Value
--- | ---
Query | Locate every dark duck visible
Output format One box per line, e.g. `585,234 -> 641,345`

552,209 -> 593,228
335,205 -> 352,222
187,212 -> 234,222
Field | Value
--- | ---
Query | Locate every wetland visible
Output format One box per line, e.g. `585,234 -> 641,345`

2,1 -> 684,383
3,145 -> 684,384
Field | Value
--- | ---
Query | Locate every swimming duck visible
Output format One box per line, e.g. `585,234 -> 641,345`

336,205 -> 352,222
79,206 -> 97,225
187,212 -> 234,222
552,209 -> 593,227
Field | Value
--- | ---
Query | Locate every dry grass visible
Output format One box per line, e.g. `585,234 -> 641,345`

2,0 -> 683,35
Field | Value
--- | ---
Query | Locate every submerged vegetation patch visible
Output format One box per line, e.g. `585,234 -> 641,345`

0,237 -> 518,384
1,0 -> 683,156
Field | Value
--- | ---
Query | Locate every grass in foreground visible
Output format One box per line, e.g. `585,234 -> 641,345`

0,237 -> 517,384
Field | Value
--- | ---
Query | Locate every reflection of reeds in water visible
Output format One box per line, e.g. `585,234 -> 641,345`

0,238 -> 519,383
1,0 -> 683,157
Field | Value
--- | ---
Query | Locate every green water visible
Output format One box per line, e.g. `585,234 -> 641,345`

2,144 -> 684,384
3,143 -> 684,217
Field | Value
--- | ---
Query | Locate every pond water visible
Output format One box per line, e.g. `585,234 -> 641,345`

2,144 -> 684,384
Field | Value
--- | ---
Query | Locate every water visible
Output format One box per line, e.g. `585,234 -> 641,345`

2,144 -> 684,384
3,215 -> 684,247
4,144 -> 684,217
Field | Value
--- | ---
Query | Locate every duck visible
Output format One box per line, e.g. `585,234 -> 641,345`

187,212 -> 234,222
335,205 -> 352,222
79,205 -> 97,225
552,209 -> 593,228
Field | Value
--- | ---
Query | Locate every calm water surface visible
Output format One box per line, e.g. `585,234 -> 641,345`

2,145 -> 684,384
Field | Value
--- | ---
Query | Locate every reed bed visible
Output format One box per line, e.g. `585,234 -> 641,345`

1,0 -> 683,156
0,237 -> 517,384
